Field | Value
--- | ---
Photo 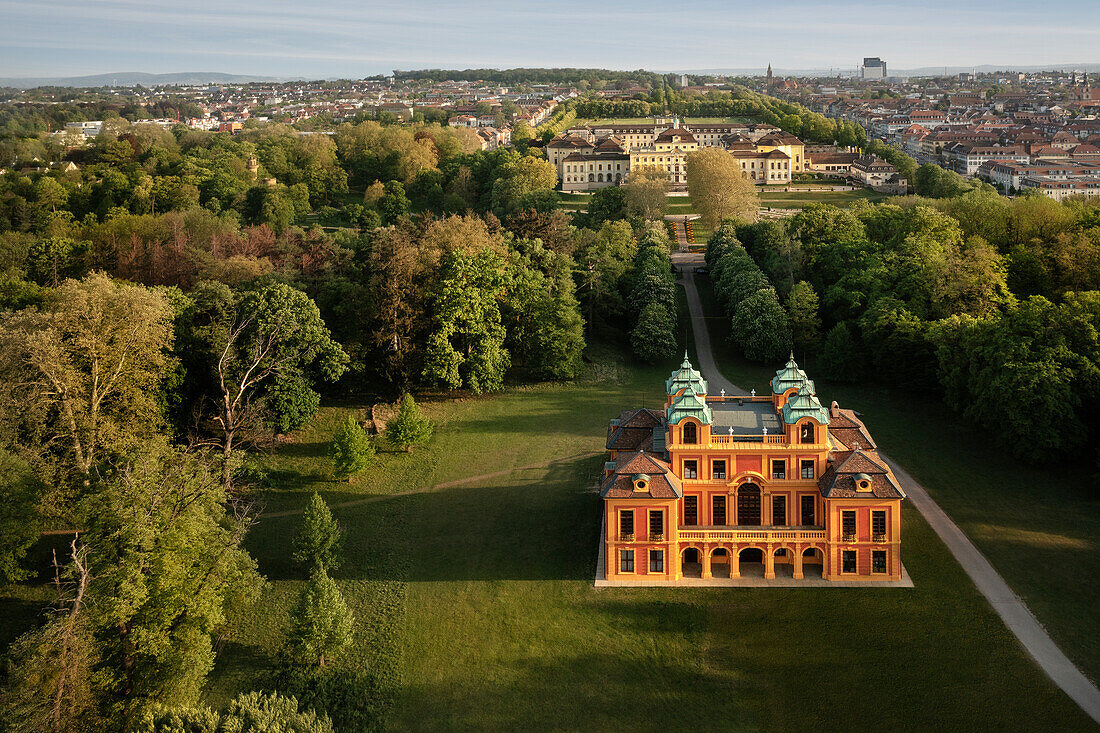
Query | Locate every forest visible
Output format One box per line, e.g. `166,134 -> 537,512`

0,109 -> 683,730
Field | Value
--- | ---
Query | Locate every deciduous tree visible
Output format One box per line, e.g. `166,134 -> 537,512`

685,147 -> 758,229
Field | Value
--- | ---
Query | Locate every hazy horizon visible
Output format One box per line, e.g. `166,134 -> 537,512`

2,0 -> 1098,79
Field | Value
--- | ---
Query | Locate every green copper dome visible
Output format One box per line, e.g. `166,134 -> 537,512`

782,383 -> 830,425
666,352 -> 708,396
771,353 -> 815,394
666,388 -> 713,426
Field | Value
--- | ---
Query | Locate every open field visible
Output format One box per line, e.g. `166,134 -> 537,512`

695,273 -> 1100,687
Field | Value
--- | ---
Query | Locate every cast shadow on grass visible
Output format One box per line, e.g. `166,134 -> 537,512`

391,649 -> 749,732
249,455 -> 605,584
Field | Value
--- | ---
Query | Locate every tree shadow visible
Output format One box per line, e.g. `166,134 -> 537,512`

248,454 -> 605,584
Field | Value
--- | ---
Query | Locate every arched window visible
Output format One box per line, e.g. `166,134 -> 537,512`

683,422 -> 697,444
800,422 -> 815,444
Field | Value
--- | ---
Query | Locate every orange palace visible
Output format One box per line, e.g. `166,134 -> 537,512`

601,355 -> 905,582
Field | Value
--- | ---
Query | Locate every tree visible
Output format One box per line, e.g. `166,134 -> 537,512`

81,443 -> 262,726
731,288 -> 791,363
287,566 -> 355,669
630,302 -> 677,364
330,417 -> 373,482
0,272 -> 175,483
786,281 -> 822,353
819,322 -> 863,382
138,691 -> 333,733
0,448 -> 44,584
584,185 -> 627,227
685,147 -> 758,229
383,393 -> 433,452
201,282 -> 348,490
491,156 -> 557,216
0,541 -> 99,733
622,165 -> 669,220
573,220 -> 637,330
377,180 -> 410,224
293,493 -> 344,571
422,248 -> 510,393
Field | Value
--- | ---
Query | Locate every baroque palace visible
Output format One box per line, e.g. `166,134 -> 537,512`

546,117 -> 806,191
601,355 -> 905,583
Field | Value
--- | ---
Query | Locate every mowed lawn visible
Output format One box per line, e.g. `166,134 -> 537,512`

695,273 -> 1100,687
214,347 -> 1090,728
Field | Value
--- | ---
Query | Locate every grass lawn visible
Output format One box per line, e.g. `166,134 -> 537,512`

758,189 -> 888,209
210,293 -> 1090,728
695,273 -> 1100,687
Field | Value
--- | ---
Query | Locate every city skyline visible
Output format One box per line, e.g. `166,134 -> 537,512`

2,0 -> 1099,80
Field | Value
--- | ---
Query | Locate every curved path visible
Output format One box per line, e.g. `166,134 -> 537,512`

680,269 -> 1100,724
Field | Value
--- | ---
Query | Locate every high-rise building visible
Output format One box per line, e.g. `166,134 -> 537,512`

861,57 -> 887,80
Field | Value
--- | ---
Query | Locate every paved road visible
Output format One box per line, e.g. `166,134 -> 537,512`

679,269 -> 1100,725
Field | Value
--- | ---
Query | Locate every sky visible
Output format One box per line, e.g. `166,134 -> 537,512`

2,0 -> 1099,79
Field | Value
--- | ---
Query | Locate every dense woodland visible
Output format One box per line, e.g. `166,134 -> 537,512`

1,78 -> 1099,730
0,108 -> 684,730
708,192 -> 1100,465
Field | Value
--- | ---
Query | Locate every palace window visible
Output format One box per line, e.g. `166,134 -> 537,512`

872,550 -> 887,573
712,460 -> 726,480
872,510 -> 886,538
712,495 -> 727,525
842,550 -> 857,573
649,509 -> 664,538
801,459 -> 815,479
771,459 -> 786,480
683,460 -> 698,479
649,549 -> 664,573
620,550 -> 635,573
683,422 -> 697,444
619,510 -> 634,538
684,496 -> 698,525
800,423 -> 815,443
772,495 -> 787,526
800,495 -> 815,526
842,510 -> 857,540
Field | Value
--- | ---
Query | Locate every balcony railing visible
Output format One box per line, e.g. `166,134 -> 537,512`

842,532 -> 857,542
619,533 -> 635,543
651,532 -> 665,542
677,526 -> 826,542
872,533 -> 888,543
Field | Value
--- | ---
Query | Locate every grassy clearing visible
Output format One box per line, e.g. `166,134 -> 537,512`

695,273 -> 1100,686
758,189 -> 888,209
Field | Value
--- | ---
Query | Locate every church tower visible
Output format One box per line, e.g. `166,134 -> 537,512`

766,63 -> 773,89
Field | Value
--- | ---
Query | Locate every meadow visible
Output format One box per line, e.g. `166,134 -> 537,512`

195,283 -> 1094,730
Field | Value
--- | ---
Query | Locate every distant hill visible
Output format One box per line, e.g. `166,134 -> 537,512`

0,72 -> 297,89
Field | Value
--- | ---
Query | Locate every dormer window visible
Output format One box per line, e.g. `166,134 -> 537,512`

683,422 -> 697,444
800,422 -> 815,444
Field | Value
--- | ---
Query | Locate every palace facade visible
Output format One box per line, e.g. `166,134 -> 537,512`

601,355 -> 905,583
547,118 -> 807,192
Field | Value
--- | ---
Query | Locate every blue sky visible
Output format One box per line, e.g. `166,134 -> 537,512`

2,0 -> 1099,78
